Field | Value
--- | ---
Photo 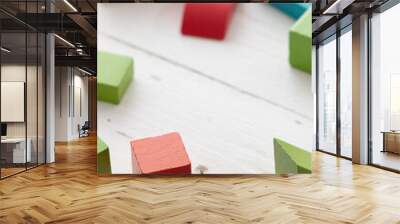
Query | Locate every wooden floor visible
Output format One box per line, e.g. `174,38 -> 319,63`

0,167 -> 26,178
373,151 -> 400,171
0,136 -> 400,223
1,163 -> 45,178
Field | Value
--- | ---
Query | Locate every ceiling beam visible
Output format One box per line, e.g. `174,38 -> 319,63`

13,13 -> 82,32
55,55 -> 96,71
312,15 -> 335,33
323,0 -> 356,14
67,13 -> 97,46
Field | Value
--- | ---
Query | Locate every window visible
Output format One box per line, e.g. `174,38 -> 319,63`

339,29 -> 352,158
316,26 -> 353,159
370,2 -> 400,171
318,36 -> 337,154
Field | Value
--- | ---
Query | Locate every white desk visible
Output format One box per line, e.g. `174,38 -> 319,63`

1,138 -> 31,163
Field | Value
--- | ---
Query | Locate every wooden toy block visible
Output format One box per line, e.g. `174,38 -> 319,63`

273,138 -> 311,174
97,137 -> 111,175
97,51 -> 133,104
131,132 -> 191,174
271,3 -> 310,20
181,3 -> 236,40
289,8 -> 312,74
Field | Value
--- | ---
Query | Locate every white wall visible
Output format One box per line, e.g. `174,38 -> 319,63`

1,63 -> 46,164
54,67 -> 89,141
55,67 -> 70,141
1,66 -> 26,138
71,73 -> 89,138
1,65 -> 40,138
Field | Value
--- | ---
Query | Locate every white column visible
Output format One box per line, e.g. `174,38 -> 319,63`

312,45 -> 317,151
46,32 -> 55,163
352,14 -> 369,164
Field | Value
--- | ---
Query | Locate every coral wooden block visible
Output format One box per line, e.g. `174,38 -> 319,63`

181,3 -> 236,40
131,132 -> 191,174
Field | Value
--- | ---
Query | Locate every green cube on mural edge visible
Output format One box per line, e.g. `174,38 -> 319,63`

289,8 -> 312,74
274,138 -> 311,174
97,137 -> 111,175
97,51 -> 134,104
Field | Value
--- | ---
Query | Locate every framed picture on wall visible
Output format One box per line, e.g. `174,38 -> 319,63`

1,81 -> 25,122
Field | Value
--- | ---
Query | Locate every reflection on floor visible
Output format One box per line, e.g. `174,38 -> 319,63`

0,163 -> 41,178
340,147 -> 352,158
0,135 -> 400,223
373,151 -> 400,171
0,167 -> 25,178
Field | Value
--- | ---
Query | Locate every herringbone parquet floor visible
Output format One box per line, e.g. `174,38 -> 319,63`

0,135 -> 399,224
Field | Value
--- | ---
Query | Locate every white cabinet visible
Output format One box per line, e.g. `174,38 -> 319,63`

1,138 -> 32,163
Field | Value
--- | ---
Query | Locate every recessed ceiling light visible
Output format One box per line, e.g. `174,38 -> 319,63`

63,0 -> 78,12
1,47 -> 11,53
78,67 -> 92,76
54,34 -> 75,48
323,0 -> 354,15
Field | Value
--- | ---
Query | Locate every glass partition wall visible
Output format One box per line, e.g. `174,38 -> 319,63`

316,27 -> 353,159
0,31 -> 27,177
0,5 -> 46,179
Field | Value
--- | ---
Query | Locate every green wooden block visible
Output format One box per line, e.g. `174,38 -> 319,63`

274,138 -> 311,174
97,137 -> 111,174
289,8 -> 311,74
97,51 -> 134,104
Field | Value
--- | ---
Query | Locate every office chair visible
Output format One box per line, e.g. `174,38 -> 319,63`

79,121 -> 90,138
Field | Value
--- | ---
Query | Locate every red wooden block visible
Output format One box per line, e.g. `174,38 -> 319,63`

131,132 -> 191,174
181,3 -> 236,40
